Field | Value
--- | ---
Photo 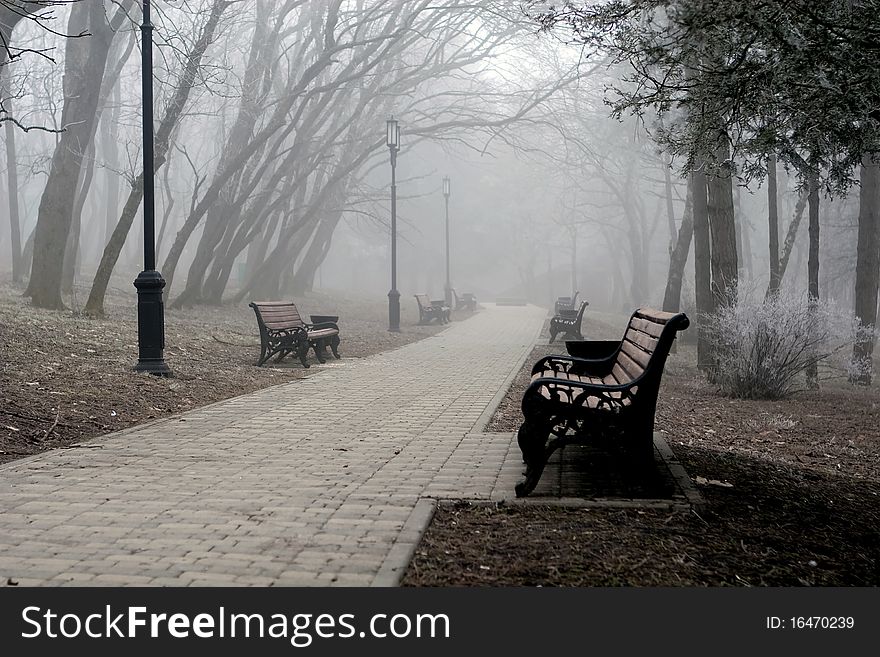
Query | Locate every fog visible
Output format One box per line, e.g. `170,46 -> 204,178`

0,0 -> 874,335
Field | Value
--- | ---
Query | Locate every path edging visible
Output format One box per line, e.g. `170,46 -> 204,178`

371,498 -> 437,587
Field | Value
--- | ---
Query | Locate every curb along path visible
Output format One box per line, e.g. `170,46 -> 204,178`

0,303 -> 545,586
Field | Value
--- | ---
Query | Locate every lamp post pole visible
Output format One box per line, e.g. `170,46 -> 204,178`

134,0 -> 170,375
387,118 -> 401,332
442,176 -> 451,308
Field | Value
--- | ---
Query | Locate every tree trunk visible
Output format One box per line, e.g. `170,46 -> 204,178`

706,140 -> 738,307
767,155 -> 780,295
664,159 -> 677,254
63,139 -> 96,293
84,0 -> 228,316
734,184 -> 752,279
3,95 -> 22,281
662,174 -> 694,312
25,1 -> 118,308
806,171 -> 820,388
693,166 -> 713,370
289,211 -> 343,295
102,83 -> 121,245
776,189 -> 809,287
156,149 -> 176,258
851,155 -> 880,384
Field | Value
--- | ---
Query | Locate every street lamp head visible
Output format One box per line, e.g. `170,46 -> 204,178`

386,116 -> 400,151
442,176 -> 450,198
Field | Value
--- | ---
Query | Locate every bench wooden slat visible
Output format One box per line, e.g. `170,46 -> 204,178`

624,327 -> 659,352
617,349 -> 646,380
635,308 -> 679,323
629,316 -> 665,338
258,307 -> 304,318
621,338 -> 652,370
609,363 -> 627,384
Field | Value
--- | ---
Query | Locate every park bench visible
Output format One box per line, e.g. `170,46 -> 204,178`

451,288 -> 478,312
515,307 -> 689,497
249,301 -> 341,368
554,290 -> 579,315
414,294 -> 450,324
548,299 -> 589,343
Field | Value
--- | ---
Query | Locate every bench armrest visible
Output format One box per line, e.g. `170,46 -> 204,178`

308,321 -> 339,332
531,354 -> 612,378
532,340 -> 620,377
265,325 -> 308,338
565,340 -> 619,360
526,375 -> 637,399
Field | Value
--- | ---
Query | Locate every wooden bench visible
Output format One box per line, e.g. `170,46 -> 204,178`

516,308 -> 689,497
548,299 -> 589,343
554,290 -> 579,315
249,301 -> 340,368
451,288 -> 477,312
414,294 -> 450,324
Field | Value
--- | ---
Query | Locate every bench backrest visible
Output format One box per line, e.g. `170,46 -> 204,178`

607,308 -> 688,387
249,301 -> 307,331
414,294 -> 432,309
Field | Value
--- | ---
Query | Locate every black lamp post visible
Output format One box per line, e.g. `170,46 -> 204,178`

134,0 -> 170,376
386,117 -> 401,332
442,176 -> 451,308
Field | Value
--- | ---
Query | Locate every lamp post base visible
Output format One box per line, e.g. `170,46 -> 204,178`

134,269 -> 171,376
388,288 -> 401,332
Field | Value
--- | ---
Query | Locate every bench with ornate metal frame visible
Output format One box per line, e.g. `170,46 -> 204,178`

515,308 -> 689,497
548,299 -> 589,343
414,294 -> 450,324
554,290 -> 579,315
451,288 -> 478,312
249,301 -> 340,368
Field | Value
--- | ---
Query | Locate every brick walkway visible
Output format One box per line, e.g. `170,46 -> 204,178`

0,303 -> 544,586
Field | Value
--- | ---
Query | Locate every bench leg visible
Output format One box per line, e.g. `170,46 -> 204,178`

515,419 -> 558,497
257,342 -> 270,367
330,335 -> 341,359
296,340 -> 311,368
312,340 -> 327,364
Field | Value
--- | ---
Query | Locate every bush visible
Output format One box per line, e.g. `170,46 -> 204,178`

703,293 -> 869,399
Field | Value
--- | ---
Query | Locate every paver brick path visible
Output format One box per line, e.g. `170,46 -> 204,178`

0,304 -> 544,586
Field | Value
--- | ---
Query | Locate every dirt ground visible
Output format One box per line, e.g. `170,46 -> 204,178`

0,278 -> 447,464
404,311 -> 880,586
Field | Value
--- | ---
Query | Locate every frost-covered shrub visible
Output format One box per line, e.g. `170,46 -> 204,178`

703,293 -> 869,399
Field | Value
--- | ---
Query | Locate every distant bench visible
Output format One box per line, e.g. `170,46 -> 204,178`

549,299 -> 589,343
516,308 -> 689,496
451,288 -> 477,312
414,294 -> 450,324
249,301 -> 340,368
554,290 -> 579,315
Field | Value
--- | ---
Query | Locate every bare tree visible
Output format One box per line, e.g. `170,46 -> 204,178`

84,0 -> 231,316
3,93 -> 22,279
851,154 -> 880,384
25,0 -> 131,308
767,154 -> 780,295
